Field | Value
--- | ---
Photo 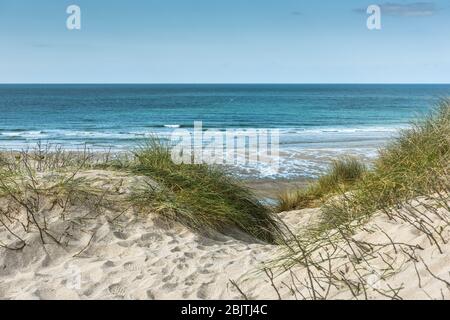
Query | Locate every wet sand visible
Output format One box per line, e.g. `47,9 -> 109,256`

244,177 -> 313,201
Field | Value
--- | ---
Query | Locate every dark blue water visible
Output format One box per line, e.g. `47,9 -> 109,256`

1,84 -> 449,178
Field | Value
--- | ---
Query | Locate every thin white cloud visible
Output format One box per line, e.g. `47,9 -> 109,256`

382,2 -> 437,16
355,2 -> 438,16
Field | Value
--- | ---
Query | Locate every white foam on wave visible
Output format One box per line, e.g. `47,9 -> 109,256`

0,131 -> 48,138
279,125 -> 407,135
0,125 -> 394,179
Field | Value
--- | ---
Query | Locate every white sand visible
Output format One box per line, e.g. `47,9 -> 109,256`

0,170 -> 448,300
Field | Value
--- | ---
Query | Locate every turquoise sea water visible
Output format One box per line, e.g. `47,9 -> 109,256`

0,84 -> 449,178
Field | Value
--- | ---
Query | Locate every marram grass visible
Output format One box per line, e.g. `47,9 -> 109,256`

277,156 -> 367,212
131,139 -> 282,243
321,100 -> 450,228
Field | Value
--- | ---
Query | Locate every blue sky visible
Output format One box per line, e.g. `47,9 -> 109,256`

0,0 -> 449,83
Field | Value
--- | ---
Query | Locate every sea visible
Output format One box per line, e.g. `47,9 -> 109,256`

1,84 -> 449,179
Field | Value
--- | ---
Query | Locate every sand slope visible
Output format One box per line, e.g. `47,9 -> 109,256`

0,170 -> 448,300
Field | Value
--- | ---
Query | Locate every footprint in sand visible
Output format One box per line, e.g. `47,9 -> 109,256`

148,258 -> 166,268
183,252 -> 196,259
176,263 -> 189,270
197,283 -> 214,299
108,284 -> 126,297
162,275 -> 174,282
161,282 -> 177,290
102,260 -> 116,268
82,287 -> 95,297
198,268 -> 212,275
172,256 -> 186,264
123,262 -> 142,272
140,232 -> 163,242
184,274 -> 197,286
182,291 -> 191,299
185,280 -> 195,286
113,231 -> 128,240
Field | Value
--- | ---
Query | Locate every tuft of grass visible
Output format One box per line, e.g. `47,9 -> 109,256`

131,138 -> 282,243
277,157 -> 367,212
319,99 -> 450,229
0,145 -> 123,250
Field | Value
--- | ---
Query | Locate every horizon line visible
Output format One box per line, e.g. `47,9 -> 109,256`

1,82 -> 450,85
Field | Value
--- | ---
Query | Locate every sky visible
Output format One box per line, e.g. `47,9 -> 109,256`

0,0 -> 449,83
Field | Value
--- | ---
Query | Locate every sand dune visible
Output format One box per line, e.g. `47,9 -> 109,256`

0,170 -> 448,300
